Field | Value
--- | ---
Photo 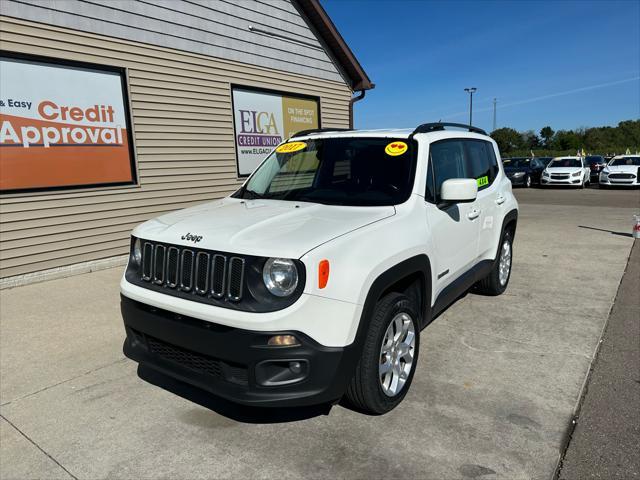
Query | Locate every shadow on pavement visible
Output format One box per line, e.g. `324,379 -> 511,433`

578,225 -> 633,238
137,364 -> 333,424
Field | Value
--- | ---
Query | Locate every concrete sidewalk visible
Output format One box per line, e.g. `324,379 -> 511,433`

558,241 -> 640,479
0,189 -> 637,479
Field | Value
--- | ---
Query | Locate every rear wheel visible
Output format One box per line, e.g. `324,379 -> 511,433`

344,293 -> 419,414
476,229 -> 513,296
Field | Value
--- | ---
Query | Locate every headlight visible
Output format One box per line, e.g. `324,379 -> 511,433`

571,171 -> 581,177
512,172 -> 525,177
263,258 -> 299,297
132,238 -> 142,265
542,171 -> 549,177
601,169 -> 609,177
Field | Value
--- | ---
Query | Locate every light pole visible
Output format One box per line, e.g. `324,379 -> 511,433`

464,87 -> 477,128
492,98 -> 497,132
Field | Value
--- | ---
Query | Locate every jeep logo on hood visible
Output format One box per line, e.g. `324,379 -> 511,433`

181,233 -> 203,243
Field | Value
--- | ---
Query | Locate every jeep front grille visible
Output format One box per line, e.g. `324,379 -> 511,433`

140,241 -> 246,302
211,254 -> 227,298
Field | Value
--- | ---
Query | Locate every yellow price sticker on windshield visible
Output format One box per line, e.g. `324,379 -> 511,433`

275,141 -> 307,154
477,176 -> 489,187
385,141 -> 408,156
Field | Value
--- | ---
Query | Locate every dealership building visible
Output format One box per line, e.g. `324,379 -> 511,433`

0,0 -> 373,286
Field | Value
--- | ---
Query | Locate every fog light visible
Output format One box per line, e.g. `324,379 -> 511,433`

267,335 -> 299,347
255,359 -> 309,386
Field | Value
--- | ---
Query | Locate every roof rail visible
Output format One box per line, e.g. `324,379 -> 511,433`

290,128 -> 353,138
410,122 -> 487,137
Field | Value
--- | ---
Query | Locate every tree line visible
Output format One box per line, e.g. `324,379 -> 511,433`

490,119 -> 640,157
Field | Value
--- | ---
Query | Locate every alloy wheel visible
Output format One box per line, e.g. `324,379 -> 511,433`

498,239 -> 512,286
379,313 -> 416,397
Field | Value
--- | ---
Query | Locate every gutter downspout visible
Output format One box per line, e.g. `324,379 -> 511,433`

348,89 -> 366,129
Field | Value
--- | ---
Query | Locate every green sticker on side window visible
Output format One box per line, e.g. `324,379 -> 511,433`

477,176 -> 489,187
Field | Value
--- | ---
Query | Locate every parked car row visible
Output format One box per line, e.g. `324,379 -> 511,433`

503,155 -> 640,188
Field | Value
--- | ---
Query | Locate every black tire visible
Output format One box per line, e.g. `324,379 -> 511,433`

344,293 -> 420,415
525,175 -> 532,188
476,228 -> 513,296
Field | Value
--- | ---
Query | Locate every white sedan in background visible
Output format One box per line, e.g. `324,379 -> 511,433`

599,155 -> 640,188
540,156 -> 590,187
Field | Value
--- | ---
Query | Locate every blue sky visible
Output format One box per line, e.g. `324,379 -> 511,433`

322,0 -> 640,134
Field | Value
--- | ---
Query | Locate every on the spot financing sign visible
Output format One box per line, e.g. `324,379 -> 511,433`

232,87 -> 319,176
0,56 -> 135,192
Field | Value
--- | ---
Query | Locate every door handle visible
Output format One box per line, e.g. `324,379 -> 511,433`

496,195 -> 506,205
467,208 -> 481,220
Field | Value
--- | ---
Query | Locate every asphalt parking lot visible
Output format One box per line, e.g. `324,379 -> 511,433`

1,187 -> 638,480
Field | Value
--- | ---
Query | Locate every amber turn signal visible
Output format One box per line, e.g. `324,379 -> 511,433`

267,335 -> 299,347
318,259 -> 330,289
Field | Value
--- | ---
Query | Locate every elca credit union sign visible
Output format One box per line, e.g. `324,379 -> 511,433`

0,55 -> 135,193
232,86 -> 319,176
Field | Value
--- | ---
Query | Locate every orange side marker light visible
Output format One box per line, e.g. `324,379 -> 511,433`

318,260 -> 330,289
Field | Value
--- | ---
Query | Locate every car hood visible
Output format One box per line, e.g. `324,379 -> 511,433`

132,197 -> 396,259
545,167 -> 583,174
605,165 -> 639,173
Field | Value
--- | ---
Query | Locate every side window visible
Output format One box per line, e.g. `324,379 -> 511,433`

486,143 -> 500,178
427,139 -> 467,201
465,140 -> 498,190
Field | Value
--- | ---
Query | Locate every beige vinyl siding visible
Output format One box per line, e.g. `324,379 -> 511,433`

1,0 -> 348,83
0,16 -> 352,278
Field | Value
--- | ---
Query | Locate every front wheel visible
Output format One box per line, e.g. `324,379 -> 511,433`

344,293 -> 420,414
476,229 -> 513,296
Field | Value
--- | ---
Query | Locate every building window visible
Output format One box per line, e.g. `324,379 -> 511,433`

231,85 -> 320,176
0,53 -> 136,193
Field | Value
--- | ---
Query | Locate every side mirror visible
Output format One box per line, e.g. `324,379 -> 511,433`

440,178 -> 478,204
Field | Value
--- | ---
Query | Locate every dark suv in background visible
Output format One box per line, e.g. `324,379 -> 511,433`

585,155 -> 607,181
503,157 -> 546,187
536,157 -> 553,167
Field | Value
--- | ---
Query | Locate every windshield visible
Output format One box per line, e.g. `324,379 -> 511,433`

585,156 -> 604,164
610,156 -> 640,166
503,158 -> 530,168
548,158 -> 582,168
234,137 -> 417,206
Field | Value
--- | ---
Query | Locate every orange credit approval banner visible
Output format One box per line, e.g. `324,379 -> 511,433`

0,56 -> 135,193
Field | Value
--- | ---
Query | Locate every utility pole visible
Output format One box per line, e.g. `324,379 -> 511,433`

464,87 -> 477,128
492,98 -> 497,132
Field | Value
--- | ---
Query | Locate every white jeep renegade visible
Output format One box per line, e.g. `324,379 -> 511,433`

121,122 -> 519,414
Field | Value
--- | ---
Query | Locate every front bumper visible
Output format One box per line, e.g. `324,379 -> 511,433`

120,275 -> 361,347
599,175 -> 639,186
540,176 -> 582,186
507,174 -> 527,186
121,295 -> 360,407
